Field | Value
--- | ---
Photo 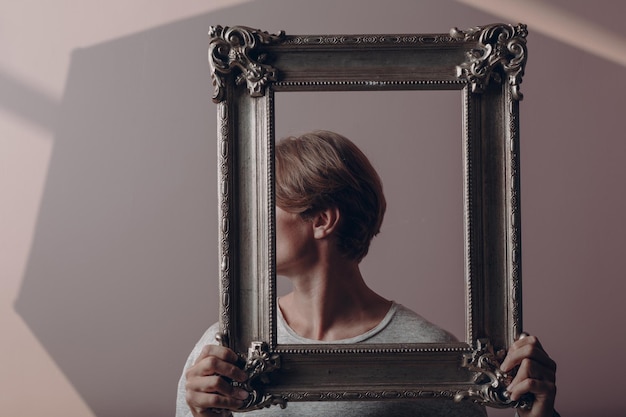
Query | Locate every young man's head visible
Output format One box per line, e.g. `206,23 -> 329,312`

275,130 -> 386,262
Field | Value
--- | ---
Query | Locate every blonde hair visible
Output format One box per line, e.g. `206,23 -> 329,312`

275,130 -> 386,262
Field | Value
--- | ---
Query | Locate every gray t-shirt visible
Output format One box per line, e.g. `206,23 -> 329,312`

176,303 -> 487,417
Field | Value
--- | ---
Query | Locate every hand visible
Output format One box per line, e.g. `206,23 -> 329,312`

500,333 -> 557,417
185,345 -> 250,416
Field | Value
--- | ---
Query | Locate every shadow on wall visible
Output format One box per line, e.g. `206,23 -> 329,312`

13,11 -> 218,417
13,0 -> 626,416
12,2 -> 489,415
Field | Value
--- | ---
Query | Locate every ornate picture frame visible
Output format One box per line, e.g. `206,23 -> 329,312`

208,23 -> 529,411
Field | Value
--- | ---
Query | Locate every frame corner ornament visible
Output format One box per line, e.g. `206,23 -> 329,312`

451,23 -> 528,100
208,25 -> 285,103
236,342 -> 286,412
455,339 -> 532,410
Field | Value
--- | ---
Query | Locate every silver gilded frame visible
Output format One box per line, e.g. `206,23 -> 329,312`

208,23 -> 529,412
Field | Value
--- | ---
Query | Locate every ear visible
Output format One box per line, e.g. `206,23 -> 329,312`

312,207 -> 340,239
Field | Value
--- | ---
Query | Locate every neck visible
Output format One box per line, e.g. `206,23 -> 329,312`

278,256 -> 391,341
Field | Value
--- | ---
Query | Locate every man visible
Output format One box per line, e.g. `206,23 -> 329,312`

177,131 -> 557,417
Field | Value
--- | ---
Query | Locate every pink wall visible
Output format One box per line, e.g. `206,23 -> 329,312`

3,1 -> 625,416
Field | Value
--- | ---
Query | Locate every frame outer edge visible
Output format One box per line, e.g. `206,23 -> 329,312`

210,24 -> 527,409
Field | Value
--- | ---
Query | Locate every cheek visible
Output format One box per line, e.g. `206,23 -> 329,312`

275,215 -> 292,261
276,235 -> 289,260
275,218 -> 314,269
276,227 -> 304,259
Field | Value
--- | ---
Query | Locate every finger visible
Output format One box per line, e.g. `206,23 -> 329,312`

186,375 -> 250,400
186,389 -> 246,413
507,377 -> 556,403
187,356 -> 248,383
508,358 -> 556,390
190,345 -> 247,382
501,335 -> 556,372
195,345 -> 240,366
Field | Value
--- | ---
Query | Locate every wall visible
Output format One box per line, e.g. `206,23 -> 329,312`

2,1 -> 625,416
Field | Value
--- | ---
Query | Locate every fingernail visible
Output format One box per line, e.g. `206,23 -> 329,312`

235,388 -> 249,400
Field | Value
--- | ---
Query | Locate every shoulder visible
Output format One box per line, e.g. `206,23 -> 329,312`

367,303 -> 458,343
185,322 -> 221,366
196,322 -> 221,347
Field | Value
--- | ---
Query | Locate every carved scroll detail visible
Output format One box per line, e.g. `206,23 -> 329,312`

209,26 -> 285,103
282,34 -> 460,45
236,342 -> 285,412
216,101 -> 232,341
455,339 -> 532,409
508,98 -> 523,334
451,23 -> 528,100
284,390 -> 455,401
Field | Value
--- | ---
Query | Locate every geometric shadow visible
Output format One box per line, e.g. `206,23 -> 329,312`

14,1 -> 493,416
